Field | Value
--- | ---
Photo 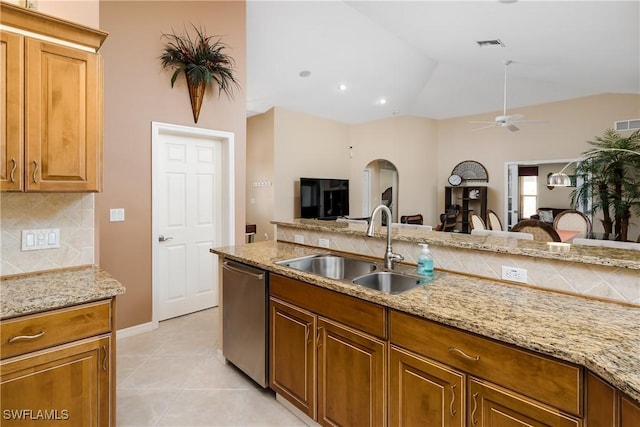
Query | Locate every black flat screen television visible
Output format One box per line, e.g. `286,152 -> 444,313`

299,178 -> 349,219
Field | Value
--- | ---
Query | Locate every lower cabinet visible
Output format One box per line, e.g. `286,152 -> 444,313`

269,274 -> 640,427
317,317 -> 386,427
389,346 -> 464,427
0,299 -> 115,426
1,336 -> 111,426
270,298 -> 316,419
269,274 -> 387,426
585,370 -> 640,427
468,378 -> 580,427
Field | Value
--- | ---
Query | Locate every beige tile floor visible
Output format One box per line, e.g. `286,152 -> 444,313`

117,308 -> 306,426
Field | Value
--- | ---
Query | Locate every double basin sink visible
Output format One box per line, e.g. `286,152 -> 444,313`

276,253 -> 430,295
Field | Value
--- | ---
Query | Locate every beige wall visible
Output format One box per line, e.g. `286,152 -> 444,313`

246,109 -> 275,241
98,1 -> 246,330
437,93 -> 640,236
36,0 -> 100,28
273,108 -> 351,222
350,116 -> 439,224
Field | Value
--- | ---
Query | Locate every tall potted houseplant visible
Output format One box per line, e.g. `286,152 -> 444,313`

159,25 -> 240,123
571,129 -> 640,241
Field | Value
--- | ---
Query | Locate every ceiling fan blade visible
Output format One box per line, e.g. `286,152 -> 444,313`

513,119 -> 548,125
469,120 -> 497,124
505,124 -> 520,132
472,124 -> 497,132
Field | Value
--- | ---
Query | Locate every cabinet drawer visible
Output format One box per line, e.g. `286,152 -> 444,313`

390,310 -> 582,416
1,300 -> 112,359
270,274 -> 386,339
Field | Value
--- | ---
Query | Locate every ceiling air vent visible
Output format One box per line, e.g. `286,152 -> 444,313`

614,119 -> 640,131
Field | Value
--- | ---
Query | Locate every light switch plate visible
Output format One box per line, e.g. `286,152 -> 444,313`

110,208 -> 125,222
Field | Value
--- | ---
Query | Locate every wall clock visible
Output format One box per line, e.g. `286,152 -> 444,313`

451,160 -> 489,182
448,174 -> 462,186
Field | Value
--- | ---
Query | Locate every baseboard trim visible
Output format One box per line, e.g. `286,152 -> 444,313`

116,321 -> 155,339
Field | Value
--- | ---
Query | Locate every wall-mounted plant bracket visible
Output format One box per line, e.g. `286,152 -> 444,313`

159,24 -> 240,123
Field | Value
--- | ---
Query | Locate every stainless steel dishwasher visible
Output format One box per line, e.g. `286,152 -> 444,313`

222,260 -> 269,387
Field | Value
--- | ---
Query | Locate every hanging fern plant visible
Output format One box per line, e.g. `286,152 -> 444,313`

159,24 -> 240,121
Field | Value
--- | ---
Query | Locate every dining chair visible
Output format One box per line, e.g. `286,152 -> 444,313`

469,212 -> 486,231
511,219 -> 561,242
553,210 -> 592,233
400,214 -> 423,225
487,209 -> 504,231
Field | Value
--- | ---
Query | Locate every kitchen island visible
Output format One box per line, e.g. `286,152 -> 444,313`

211,240 -> 640,413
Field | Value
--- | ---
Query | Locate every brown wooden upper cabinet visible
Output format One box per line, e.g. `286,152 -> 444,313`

0,3 -> 107,192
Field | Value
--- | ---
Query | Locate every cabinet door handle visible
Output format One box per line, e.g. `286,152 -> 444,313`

9,158 -> 16,183
449,384 -> 457,417
32,160 -> 39,183
471,392 -> 479,425
316,326 -> 323,348
305,323 -> 311,344
8,330 -> 45,343
448,346 -> 480,362
101,345 -> 108,371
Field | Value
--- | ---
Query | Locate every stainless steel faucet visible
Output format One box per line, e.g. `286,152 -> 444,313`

366,204 -> 404,269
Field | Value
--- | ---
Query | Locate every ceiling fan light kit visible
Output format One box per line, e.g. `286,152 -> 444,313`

470,60 -> 548,132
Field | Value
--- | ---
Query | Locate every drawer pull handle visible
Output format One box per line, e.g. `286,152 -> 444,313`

101,345 -> 108,371
9,330 -> 45,343
448,346 -> 480,362
9,158 -> 17,183
449,384 -> 457,417
32,160 -> 39,183
471,392 -> 479,425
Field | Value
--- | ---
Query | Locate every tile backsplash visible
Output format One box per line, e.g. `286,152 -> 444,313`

1,193 -> 95,275
277,225 -> 640,305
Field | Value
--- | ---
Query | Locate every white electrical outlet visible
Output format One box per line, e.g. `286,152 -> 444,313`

501,266 -> 527,283
21,228 -> 60,251
294,234 -> 304,244
318,238 -> 330,248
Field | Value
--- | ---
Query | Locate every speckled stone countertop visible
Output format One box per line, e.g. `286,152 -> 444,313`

273,219 -> 640,270
0,266 -> 126,320
211,240 -> 640,404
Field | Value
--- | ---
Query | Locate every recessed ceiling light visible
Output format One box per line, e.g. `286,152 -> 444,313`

338,83 -> 347,91
476,39 -> 505,47
299,70 -> 311,78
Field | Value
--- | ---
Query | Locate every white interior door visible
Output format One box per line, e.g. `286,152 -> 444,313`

153,124 -> 225,321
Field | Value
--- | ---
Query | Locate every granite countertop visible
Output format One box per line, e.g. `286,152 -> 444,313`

273,219 -> 640,270
211,240 -> 640,404
0,266 -> 126,320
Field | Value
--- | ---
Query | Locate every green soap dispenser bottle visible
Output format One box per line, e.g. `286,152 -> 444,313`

417,243 -> 434,280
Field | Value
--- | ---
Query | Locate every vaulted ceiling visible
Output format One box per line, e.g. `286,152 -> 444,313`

246,1 -> 640,124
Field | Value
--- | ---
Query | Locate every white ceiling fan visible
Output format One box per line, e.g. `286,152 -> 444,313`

470,60 -> 547,132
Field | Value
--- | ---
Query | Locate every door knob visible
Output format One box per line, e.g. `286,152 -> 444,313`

158,235 -> 174,242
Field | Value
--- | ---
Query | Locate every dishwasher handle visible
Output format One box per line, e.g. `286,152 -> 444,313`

223,261 -> 265,280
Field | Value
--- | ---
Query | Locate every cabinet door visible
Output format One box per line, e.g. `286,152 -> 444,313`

317,317 -> 386,427
269,298 -> 316,419
25,39 -> 101,192
389,346 -> 464,427
1,335 -> 111,427
0,31 -> 23,191
468,378 -> 579,427
620,395 -> 640,427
